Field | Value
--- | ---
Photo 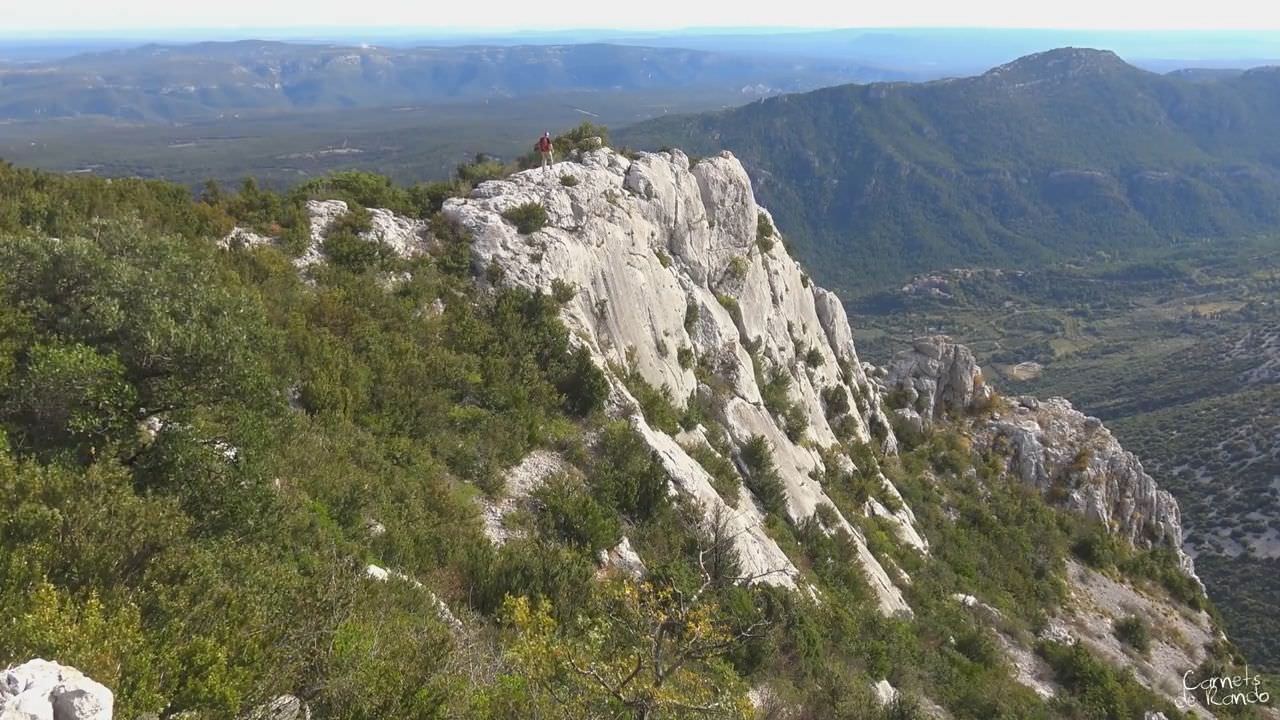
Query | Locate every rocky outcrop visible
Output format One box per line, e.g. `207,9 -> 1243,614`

1,660 -> 112,720
479,450 -> 569,545
219,200 -> 431,269
444,148 -> 915,615
977,396 -> 1194,576
884,336 -> 992,427
885,335 -> 1194,578
297,200 -> 432,269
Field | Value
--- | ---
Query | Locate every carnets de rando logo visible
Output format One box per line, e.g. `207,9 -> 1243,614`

1178,666 -> 1270,709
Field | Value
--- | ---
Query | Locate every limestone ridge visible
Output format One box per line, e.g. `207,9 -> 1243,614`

885,335 -> 1196,580
444,147 -> 920,615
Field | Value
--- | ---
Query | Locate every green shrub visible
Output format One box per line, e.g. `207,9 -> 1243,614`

760,367 -> 793,417
292,170 -> 421,216
550,346 -> 609,417
550,279 -> 577,304
728,255 -> 749,281
556,121 -> 610,153
409,180 -> 466,216
469,539 -> 595,618
1071,522 -> 1124,568
716,294 -> 743,330
456,155 -> 511,185
955,627 -> 1002,667
782,404 -> 808,442
1113,615 -> 1151,654
884,386 -> 913,411
532,475 -> 622,553
1038,640 -> 1180,720
677,345 -> 695,370
6,343 -> 137,457
1119,546 -> 1205,609
756,212 -> 775,252
804,346 -> 824,368
684,299 -> 700,332
559,174 -> 579,187
684,442 -> 742,504
821,386 -> 851,419
740,435 -> 787,516
501,202 -> 548,234
615,363 -> 682,435
591,421 -> 670,519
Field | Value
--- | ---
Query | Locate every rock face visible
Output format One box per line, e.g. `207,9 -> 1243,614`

883,336 -> 992,428
1,659 -> 112,720
886,335 -> 1194,578
444,148 -> 915,615
977,396 -> 1194,576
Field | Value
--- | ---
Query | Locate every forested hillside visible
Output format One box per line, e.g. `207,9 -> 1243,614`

617,48 -> 1280,292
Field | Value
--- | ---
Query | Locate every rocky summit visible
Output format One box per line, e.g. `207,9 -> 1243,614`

446,146 -> 917,614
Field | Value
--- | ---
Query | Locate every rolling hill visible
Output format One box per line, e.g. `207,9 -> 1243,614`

0,40 -> 902,122
616,48 -> 1280,292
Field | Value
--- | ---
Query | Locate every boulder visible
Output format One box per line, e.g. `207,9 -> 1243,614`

872,679 -> 899,706
0,660 -> 112,720
598,536 -> 646,579
246,695 -> 309,720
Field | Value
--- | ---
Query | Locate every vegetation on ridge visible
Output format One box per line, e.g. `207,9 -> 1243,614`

0,157 -> 1265,718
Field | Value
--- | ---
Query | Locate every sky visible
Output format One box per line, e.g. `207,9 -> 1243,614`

7,0 -> 1280,33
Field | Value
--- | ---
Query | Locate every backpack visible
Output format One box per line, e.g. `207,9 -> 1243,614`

537,137 -> 552,152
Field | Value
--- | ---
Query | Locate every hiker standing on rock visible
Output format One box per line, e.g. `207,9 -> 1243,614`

536,131 -> 554,174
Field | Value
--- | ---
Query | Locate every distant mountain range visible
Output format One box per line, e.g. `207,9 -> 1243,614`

617,48 -> 1280,291
0,40 -> 905,121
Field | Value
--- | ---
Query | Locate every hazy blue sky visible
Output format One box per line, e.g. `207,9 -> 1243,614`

8,0 -> 1280,33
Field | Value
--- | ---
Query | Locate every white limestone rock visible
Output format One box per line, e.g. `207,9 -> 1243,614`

0,660 -> 112,720
886,335 -> 1196,582
296,199 -> 431,270
218,227 -> 273,251
444,148 -> 918,614
598,536 -> 646,579
884,335 -> 992,425
246,695 -> 310,720
364,564 -> 463,632
479,450 -> 569,545
872,679 -> 899,706
975,396 -> 1195,579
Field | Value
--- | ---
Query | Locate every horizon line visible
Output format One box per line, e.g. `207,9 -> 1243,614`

6,25 -> 1280,39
